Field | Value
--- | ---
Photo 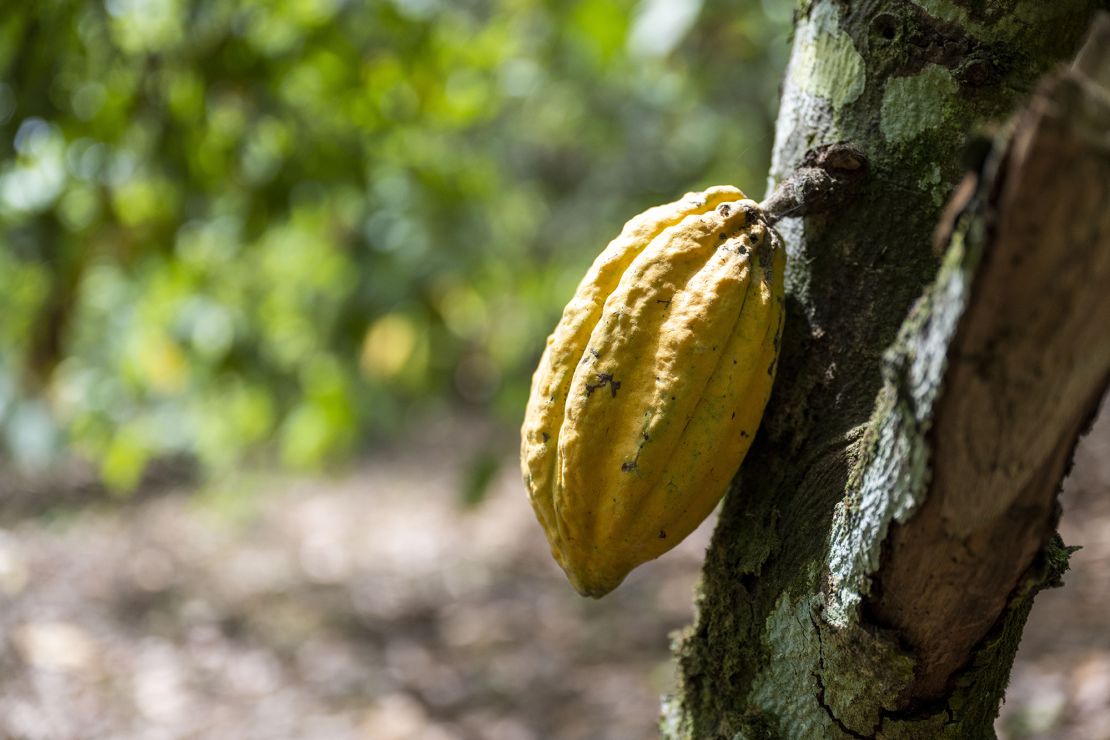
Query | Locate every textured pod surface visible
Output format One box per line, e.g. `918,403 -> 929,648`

521,187 -> 785,597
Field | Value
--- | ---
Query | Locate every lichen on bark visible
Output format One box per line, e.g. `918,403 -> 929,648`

827,213 -> 981,628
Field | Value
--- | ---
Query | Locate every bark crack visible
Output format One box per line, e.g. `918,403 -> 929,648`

810,611 -> 877,740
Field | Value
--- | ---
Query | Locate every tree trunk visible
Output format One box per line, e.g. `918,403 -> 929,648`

664,3 -> 1110,738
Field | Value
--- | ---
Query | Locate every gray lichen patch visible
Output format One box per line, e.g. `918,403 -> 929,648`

789,3 -> 866,112
880,64 -> 959,144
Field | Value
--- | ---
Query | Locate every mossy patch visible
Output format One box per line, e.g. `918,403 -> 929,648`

790,3 -> 865,112
911,0 -> 1094,53
880,64 -> 959,144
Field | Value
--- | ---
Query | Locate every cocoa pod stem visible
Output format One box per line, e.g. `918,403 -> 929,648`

760,142 -> 869,225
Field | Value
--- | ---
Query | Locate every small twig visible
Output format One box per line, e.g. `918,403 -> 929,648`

760,142 -> 869,225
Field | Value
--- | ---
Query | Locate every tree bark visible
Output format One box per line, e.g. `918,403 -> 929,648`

665,3 -> 1110,738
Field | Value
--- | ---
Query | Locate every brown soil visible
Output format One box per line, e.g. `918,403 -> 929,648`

0,409 -> 1105,739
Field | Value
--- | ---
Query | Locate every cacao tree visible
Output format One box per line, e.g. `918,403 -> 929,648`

664,3 -> 1110,737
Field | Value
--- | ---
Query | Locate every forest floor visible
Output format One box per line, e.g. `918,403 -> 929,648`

0,408 -> 1107,740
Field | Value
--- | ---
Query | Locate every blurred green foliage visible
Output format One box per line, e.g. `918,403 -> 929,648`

0,0 -> 792,488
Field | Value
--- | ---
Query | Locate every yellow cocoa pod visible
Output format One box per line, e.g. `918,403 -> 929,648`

521,186 -> 785,597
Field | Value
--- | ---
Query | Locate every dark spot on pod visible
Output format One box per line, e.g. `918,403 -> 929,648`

585,373 -> 620,397
621,461 -> 637,472
717,203 -> 731,217
659,530 -> 667,539
740,431 -> 749,438
542,432 -> 550,442
730,412 -> 735,419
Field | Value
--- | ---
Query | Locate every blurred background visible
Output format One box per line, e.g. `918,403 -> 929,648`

0,1 -> 1105,738
0,0 -> 790,483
